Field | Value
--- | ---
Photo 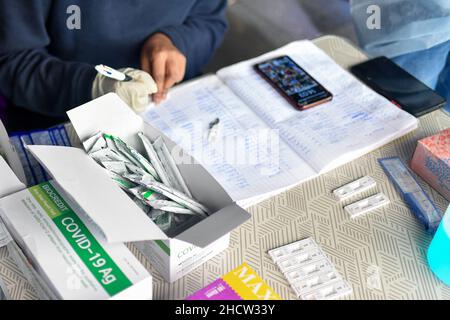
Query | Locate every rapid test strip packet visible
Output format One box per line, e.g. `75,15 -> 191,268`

269,238 -> 352,300
0,181 -> 152,300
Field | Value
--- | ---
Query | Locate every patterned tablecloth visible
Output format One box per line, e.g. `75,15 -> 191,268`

1,36 -> 449,300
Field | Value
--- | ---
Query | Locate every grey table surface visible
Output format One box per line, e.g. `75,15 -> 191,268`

1,36 -> 449,300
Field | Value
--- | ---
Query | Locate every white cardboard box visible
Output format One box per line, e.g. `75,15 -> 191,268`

0,157 -> 153,300
3,94 -> 250,283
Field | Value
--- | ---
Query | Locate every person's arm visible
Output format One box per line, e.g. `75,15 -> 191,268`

158,0 -> 228,79
0,0 -> 97,117
140,0 -> 228,103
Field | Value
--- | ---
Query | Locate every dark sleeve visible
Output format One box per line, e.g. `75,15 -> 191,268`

0,0 -> 97,117
158,0 -> 228,79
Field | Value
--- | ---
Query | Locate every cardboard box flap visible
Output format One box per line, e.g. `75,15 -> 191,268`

175,203 -> 250,248
0,119 -> 27,184
67,93 -> 143,147
0,157 -> 25,198
27,145 -> 168,243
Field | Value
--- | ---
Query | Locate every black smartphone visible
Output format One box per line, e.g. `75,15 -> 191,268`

254,56 -> 333,111
351,57 -> 446,117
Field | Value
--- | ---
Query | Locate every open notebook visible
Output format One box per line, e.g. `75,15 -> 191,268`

142,40 -> 418,208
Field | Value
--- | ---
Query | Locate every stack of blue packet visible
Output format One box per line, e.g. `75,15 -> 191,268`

9,125 -> 71,186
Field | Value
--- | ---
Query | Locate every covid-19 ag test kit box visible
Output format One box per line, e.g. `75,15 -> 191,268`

64,94 -> 251,283
0,155 -> 153,300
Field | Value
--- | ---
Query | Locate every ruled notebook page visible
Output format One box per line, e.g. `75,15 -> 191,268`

217,40 -> 418,173
142,40 -> 418,204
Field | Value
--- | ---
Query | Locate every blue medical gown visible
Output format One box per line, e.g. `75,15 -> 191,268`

350,0 -> 450,115
350,0 -> 450,58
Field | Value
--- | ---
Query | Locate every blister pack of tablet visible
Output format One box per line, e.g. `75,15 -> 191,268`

268,238 -> 352,300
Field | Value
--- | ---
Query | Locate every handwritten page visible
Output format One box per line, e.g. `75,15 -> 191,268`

217,40 -> 418,172
143,40 -> 418,204
143,75 -> 316,203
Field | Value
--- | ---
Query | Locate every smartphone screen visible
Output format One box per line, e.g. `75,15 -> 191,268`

254,56 -> 332,110
351,57 -> 446,117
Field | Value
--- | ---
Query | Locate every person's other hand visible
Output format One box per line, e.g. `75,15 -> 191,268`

140,33 -> 187,104
92,68 -> 157,113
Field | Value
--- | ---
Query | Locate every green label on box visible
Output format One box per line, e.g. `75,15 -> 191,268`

30,182 -> 132,297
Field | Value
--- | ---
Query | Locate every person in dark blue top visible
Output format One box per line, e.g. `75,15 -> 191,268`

0,0 -> 228,129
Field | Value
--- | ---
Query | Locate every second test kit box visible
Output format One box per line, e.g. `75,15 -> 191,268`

43,93 -> 250,283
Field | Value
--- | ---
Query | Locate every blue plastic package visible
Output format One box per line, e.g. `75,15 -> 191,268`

379,157 -> 442,233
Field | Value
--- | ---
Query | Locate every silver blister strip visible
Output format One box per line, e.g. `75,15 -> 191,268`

283,258 -> 333,282
277,248 -> 326,273
300,279 -> 352,300
290,269 -> 342,296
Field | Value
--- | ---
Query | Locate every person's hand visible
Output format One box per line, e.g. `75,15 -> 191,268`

140,33 -> 187,104
92,68 -> 157,113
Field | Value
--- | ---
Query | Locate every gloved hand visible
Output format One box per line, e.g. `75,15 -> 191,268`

92,68 -> 158,113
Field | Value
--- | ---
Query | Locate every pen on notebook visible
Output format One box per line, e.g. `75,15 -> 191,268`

208,118 -> 221,142
95,64 -> 133,82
